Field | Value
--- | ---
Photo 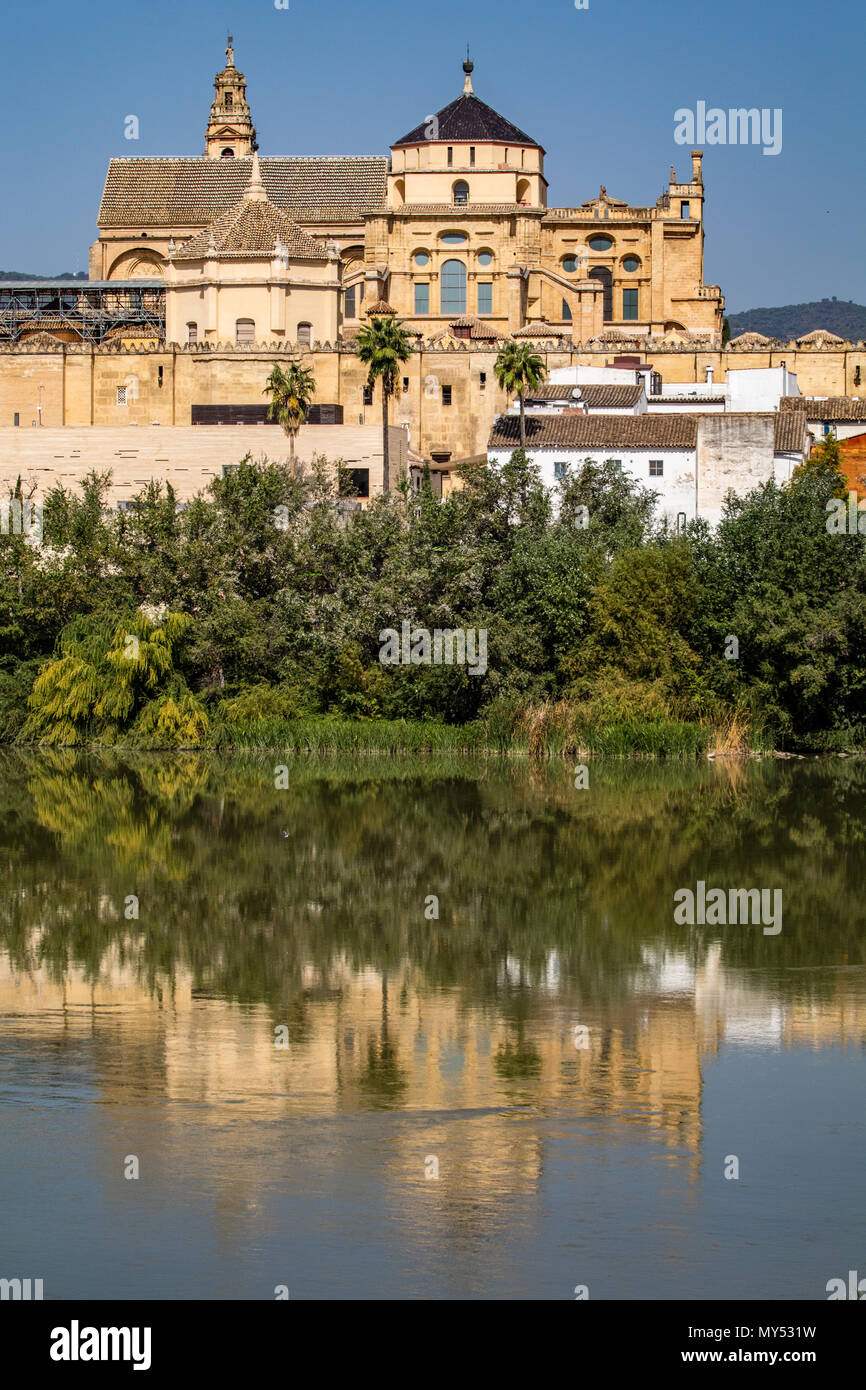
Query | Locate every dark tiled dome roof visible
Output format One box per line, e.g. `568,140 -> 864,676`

394,93 -> 540,149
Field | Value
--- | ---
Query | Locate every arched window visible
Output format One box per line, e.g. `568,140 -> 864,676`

221,148 -> 235,158
589,266 -> 613,321
235,318 -> 254,347
186,322 -> 198,346
453,180 -> 469,206
561,299 -> 572,322
225,92 -> 233,109
516,178 -> 531,204
297,322 -> 312,348
440,260 -> 466,315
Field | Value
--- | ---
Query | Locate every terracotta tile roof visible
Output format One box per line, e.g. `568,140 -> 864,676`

524,383 -> 644,409
780,396 -> 866,421
797,329 -> 846,346
98,157 -> 388,228
774,413 -> 807,452
579,383 -> 644,409
365,299 -> 396,316
513,320 -> 573,338
173,197 -> 327,260
394,93 -> 541,149
448,315 -> 504,339
525,384 -> 579,400
489,412 -> 697,450
728,330 -> 775,347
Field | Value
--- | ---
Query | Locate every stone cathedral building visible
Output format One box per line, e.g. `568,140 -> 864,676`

1,43 -> 863,467
91,41 -> 723,348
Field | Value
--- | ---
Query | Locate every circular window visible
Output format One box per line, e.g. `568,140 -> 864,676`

414,251 -> 430,266
623,256 -> 640,272
562,256 -> 578,272
441,232 -> 468,245
588,235 -> 613,251
478,250 -> 493,266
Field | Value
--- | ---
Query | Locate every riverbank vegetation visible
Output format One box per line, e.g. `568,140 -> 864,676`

1,445 -> 864,754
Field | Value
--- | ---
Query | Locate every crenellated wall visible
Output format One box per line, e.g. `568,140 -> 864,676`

1,337 -> 864,462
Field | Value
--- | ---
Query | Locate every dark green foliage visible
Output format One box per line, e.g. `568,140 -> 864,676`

1,447 -> 864,749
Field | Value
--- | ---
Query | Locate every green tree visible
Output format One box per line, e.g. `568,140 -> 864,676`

494,341 -> 546,449
24,610 -> 207,746
356,316 -> 415,493
263,362 -> 317,477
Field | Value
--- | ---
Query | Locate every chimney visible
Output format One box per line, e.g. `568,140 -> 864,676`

691,150 -> 703,185
705,365 -> 714,385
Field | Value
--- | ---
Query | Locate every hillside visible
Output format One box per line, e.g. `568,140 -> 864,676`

0,271 -> 87,282
728,299 -> 866,342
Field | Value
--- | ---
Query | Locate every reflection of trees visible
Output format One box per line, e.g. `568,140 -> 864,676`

357,977 -> 408,1109
0,750 -> 864,1023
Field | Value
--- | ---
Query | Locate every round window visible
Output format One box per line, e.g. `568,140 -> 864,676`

562,256 -> 578,272
623,256 -> 640,272
441,232 -> 468,245
588,235 -> 613,252
414,251 -> 430,266
478,251 -> 493,266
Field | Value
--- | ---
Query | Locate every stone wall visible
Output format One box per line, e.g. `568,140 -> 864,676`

1,338 -> 864,463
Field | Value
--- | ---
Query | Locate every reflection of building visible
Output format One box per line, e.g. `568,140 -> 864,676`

4,926 -> 866,1252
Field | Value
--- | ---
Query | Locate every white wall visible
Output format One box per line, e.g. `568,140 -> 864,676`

488,445 -> 697,524
725,367 -> 800,411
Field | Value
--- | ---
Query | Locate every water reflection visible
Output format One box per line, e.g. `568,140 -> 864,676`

0,752 -> 864,1297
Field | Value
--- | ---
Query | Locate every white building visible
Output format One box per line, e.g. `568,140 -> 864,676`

487,410 -> 806,527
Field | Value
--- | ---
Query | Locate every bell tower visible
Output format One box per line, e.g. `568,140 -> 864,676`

204,36 -> 258,159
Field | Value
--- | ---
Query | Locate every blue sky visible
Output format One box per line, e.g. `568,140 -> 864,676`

4,0 -> 863,311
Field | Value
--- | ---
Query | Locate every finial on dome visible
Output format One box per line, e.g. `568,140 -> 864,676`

244,150 -> 267,201
462,46 -> 474,95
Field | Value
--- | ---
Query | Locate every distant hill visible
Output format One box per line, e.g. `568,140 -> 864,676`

728,299 -> 866,342
0,271 -> 87,282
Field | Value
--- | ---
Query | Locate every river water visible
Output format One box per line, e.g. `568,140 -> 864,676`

0,750 -> 864,1299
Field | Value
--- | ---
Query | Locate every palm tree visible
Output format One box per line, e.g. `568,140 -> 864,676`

263,362 -> 316,477
356,316 -> 414,493
494,340 -> 546,450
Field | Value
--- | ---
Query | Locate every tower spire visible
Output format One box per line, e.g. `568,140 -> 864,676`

205,39 -> 257,157
462,47 -> 474,96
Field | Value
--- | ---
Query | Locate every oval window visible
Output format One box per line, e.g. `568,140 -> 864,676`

562,256 -> 578,272
588,235 -> 613,251
441,232 -> 468,245
478,250 -> 493,266
623,256 -> 640,272
414,251 -> 430,266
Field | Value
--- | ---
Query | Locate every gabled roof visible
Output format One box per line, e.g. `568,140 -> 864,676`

98,156 -> 388,228
513,320 -> 572,338
780,395 -> 866,421
523,383 -> 645,409
394,93 -> 541,149
489,413 -> 697,450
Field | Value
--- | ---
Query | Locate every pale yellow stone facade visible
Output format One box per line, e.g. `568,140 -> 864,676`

1,48 -> 863,466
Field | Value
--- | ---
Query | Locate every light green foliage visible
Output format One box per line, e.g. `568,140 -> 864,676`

24,611 -> 207,746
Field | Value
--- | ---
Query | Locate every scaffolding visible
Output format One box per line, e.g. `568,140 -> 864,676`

0,281 -> 165,345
